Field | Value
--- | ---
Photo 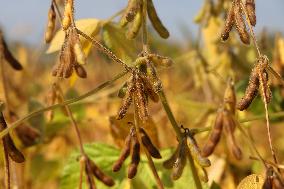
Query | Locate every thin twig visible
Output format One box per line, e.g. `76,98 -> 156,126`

76,28 -> 131,71
56,84 -> 86,155
0,70 -> 128,139
258,70 -> 279,169
3,143 -> 11,189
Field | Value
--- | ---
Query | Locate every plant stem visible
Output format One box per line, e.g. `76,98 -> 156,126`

0,32 -> 11,189
158,90 -> 182,139
142,0 -> 149,52
76,29 -> 131,71
0,70 -> 128,139
133,98 -> 164,189
187,153 -> 203,189
56,84 -> 86,155
3,143 -> 11,189
158,90 -> 202,189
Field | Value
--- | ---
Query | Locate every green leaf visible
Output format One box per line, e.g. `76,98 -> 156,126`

60,143 -> 209,189
102,23 -> 137,66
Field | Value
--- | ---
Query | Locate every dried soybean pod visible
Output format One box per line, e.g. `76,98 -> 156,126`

74,63 -> 87,78
146,61 -> 162,93
139,128 -> 161,159
0,32 -> 23,70
146,84 -> 159,103
262,167 -> 273,189
84,160 -> 96,189
73,42 -> 86,65
163,147 -> 179,169
45,3 -> 56,43
234,1 -> 250,44
117,76 -> 135,120
113,133 -> 132,172
140,74 -> 159,102
88,158 -> 115,186
259,70 -> 272,104
135,73 -> 149,120
147,0 -> 169,38
194,162 -> 209,183
223,115 -> 242,160
126,0 -> 141,22
171,138 -> 187,180
245,0 -> 256,26
221,1 -> 235,41
126,8 -> 142,39
62,0 -> 73,30
0,112 -> 25,163
237,67 -> 259,110
148,54 -> 174,67
118,82 -> 128,98
186,135 -> 211,167
202,110 -> 224,157
224,78 -> 236,114
117,90 -> 132,120
120,0 -> 140,27
54,34 -> 76,78
128,135 -> 140,179
10,111 -> 40,147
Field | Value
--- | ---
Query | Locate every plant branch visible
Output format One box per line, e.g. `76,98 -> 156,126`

0,70 -> 128,139
158,90 -> 182,139
3,143 -> 11,189
76,28 -> 131,71
158,90 -> 203,189
56,84 -> 86,155
133,98 -> 164,189
142,0 -> 149,52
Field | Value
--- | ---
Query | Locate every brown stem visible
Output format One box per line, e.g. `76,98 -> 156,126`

56,83 -> 86,155
3,142 -> 11,189
258,70 -> 279,170
76,29 -> 131,71
0,32 -> 11,189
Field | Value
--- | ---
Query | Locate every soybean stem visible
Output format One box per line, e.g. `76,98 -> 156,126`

133,97 -> 164,189
158,90 -> 202,189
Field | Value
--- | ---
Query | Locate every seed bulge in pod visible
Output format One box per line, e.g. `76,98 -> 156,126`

221,2 -> 235,41
113,133 -> 132,172
147,0 -> 169,38
126,8 -> 142,39
140,128 -> 161,159
74,63 -> 87,78
45,3 -> 56,43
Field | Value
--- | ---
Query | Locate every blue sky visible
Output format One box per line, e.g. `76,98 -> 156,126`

0,0 -> 283,45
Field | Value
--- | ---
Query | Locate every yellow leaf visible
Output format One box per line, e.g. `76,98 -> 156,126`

237,174 -> 264,189
102,23 -> 137,66
278,37 -> 284,64
46,18 -> 102,56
